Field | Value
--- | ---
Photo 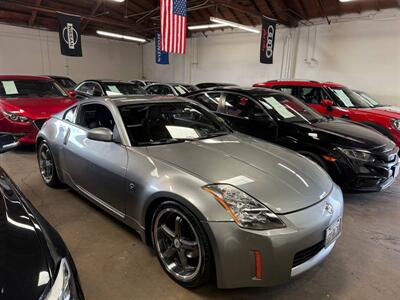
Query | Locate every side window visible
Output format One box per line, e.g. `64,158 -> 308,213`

161,86 -> 173,95
147,85 -> 159,94
92,83 -> 103,97
272,86 -> 295,96
77,83 -> 93,95
64,106 -> 77,123
76,104 -> 116,131
192,92 -> 221,111
297,87 -> 326,104
223,93 -> 265,119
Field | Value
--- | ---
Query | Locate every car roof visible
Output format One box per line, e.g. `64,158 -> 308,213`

190,86 -> 279,95
47,75 -> 73,79
255,80 -> 345,88
82,79 -> 133,84
78,95 -> 191,107
0,75 -> 53,81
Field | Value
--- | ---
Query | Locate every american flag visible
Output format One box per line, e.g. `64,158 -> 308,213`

160,0 -> 187,54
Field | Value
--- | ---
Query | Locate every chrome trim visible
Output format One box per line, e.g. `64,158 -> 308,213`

291,241 -> 336,277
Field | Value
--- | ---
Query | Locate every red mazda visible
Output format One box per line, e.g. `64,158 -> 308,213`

254,80 -> 400,147
0,75 -> 76,144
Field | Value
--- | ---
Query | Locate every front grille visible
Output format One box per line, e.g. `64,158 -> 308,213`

293,240 -> 325,268
34,119 -> 47,130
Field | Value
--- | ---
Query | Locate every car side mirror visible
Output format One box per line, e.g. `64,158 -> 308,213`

68,90 -> 77,97
0,134 -> 19,154
321,99 -> 334,107
87,127 -> 113,142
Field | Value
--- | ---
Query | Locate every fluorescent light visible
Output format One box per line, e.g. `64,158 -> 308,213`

210,17 -> 260,33
96,30 -> 146,43
112,0 -> 125,2
339,0 -> 355,2
188,24 -> 228,30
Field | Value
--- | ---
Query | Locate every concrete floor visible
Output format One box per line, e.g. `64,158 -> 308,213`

1,147 -> 400,300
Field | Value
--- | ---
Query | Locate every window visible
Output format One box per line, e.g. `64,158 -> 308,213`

173,85 -> 189,95
76,104 -> 115,131
77,82 -> 103,97
272,86 -> 295,95
64,107 -> 77,123
119,102 -> 230,146
192,92 -> 221,111
55,78 -> 76,89
103,83 -> 146,96
297,87 -> 328,104
223,93 -> 266,119
327,87 -> 371,108
0,80 -> 67,98
147,85 -> 173,95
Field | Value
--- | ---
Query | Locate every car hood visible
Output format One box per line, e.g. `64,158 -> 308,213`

148,134 -> 333,214
0,97 -> 76,119
0,169 -> 49,299
296,118 -> 391,149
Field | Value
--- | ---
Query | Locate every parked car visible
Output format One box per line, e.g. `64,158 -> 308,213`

48,75 -> 77,90
129,79 -> 157,88
180,84 -> 199,93
144,83 -> 190,96
0,133 -> 84,300
75,80 -> 147,100
254,80 -> 400,147
196,82 -> 238,89
352,90 -> 387,108
0,75 -> 77,144
186,87 -> 399,191
37,96 -> 343,289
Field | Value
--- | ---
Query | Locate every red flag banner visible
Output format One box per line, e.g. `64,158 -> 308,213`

160,0 -> 187,54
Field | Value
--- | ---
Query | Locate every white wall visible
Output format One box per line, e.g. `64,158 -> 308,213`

143,9 -> 400,105
0,24 -> 142,83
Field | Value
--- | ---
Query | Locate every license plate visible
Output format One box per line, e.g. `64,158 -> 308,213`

325,218 -> 342,247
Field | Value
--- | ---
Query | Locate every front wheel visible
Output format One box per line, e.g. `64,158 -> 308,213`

151,202 -> 212,288
37,141 -> 62,187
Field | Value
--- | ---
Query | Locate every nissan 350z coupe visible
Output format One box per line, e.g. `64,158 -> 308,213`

0,75 -> 76,144
36,96 -> 343,289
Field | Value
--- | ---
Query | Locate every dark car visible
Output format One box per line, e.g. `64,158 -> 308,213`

196,82 -> 238,89
75,80 -> 147,100
144,83 -> 190,96
48,75 -> 77,90
186,87 -> 400,192
0,134 -> 84,299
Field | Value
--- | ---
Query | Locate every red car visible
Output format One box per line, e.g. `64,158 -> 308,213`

0,75 -> 76,144
254,80 -> 400,146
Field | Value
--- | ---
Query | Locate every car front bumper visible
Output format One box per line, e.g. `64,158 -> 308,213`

0,117 -> 47,144
203,184 -> 343,289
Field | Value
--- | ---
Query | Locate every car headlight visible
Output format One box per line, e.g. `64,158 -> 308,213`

203,184 -> 286,230
338,148 -> 374,162
3,110 -> 31,123
392,119 -> 400,131
45,258 -> 78,300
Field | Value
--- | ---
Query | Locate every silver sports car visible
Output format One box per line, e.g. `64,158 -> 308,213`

36,96 -> 343,289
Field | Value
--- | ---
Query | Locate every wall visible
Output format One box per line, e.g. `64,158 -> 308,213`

0,24 -> 142,83
143,9 -> 400,105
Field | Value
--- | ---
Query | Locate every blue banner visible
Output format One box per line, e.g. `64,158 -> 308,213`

156,32 -> 169,65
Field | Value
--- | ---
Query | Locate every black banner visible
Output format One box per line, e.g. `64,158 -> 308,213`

260,16 -> 276,64
57,12 -> 82,57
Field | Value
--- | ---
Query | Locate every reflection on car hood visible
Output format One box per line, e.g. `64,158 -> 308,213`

148,133 -> 333,214
0,168 -> 49,300
297,119 -> 392,149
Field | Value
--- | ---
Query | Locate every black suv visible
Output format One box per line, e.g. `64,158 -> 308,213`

186,87 -> 399,191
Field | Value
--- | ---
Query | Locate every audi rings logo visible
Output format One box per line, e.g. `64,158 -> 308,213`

265,25 -> 274,59
62,23 -> 78,50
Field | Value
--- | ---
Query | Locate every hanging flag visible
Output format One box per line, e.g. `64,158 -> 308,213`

260,16 -> 276,64
155,32 -> 169,64
160,0 -> 187,54
57,12 -> 82,57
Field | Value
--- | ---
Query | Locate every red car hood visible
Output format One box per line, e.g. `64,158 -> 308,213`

353,106 -> 400,119
0,97 -> 76,119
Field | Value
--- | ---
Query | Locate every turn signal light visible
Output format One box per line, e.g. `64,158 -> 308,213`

254,250 -> 262,280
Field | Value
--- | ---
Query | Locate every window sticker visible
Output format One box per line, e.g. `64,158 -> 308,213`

107,85 -> 122,93
166,125 -> 199,139
2,81 -> 18,95
332,89 -> 354,107
262,97 -> 296,119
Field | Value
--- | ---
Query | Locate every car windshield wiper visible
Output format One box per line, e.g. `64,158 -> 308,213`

198,132 -> 229,140
138,138 -> 193,146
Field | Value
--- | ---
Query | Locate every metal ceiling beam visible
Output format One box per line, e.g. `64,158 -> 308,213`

80,0 -> 103,33
28,0 -> 42,27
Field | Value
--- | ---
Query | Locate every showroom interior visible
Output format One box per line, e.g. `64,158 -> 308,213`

0,0 -> 399,300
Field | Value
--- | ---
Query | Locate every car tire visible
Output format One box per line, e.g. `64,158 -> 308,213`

151,201 -> 212,288
37,141 -> 63,188
300,151 -> 328,171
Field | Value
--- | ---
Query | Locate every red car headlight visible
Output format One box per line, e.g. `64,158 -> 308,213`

3,110 -> 31,123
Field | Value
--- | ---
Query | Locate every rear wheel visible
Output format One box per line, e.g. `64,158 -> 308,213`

151,202 -> 212,288
37,141 -> 62,187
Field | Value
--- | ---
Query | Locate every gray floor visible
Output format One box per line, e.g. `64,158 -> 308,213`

1,147 -> 399,300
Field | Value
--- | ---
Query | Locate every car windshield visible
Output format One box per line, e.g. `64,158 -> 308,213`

356,91 -> 382,107
327,87 -> 372,108
0,80 -> 67,98
103,83 -> 147,96
119,102 -> 231,146
255,93 -> 325,123
173,85 -> 189,95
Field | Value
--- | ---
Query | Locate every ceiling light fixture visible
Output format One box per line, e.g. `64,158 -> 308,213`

96,30 -> 146,43
112,0 -> 125,2
188,24 -> 229,30
210,17 -> 260,33
338,0 -> 355,2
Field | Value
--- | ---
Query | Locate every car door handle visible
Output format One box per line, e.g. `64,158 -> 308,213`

63,128 -> 71,145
